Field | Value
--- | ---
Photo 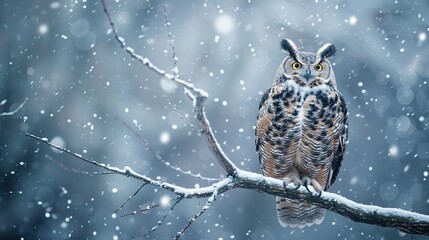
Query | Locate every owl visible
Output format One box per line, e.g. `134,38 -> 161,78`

255,38 -> 348,228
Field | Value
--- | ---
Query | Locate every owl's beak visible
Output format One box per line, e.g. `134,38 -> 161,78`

296,67 -> 315,85
303,69 -> 312,82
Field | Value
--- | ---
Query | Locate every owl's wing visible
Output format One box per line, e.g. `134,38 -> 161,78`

329,93 -> 348,186
255,88 -> 275,176
255,88 -> 271,152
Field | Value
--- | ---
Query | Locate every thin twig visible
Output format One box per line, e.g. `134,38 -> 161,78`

116,117 -> 220,182
26,132 -> 229,198
163,3 -> 179,80
114,183 -> 147,214
175,191 -> 217,240
121,203 -> 160,217
45,154 -> 113,175
134,196 -> 183,239
0,98 -> 27,117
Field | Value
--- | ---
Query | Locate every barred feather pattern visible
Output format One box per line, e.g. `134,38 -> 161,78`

276,197 -> 325,228
256,73 -> 348,228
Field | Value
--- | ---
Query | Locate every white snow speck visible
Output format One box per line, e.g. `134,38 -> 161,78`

419,32 -> 427,42
160,131 -> 170,144
160,195 -> 171,207
38,24 -> 49,35
60,221 -> 68,228
50,136 -> 65,153
50,1 -> 60,9
215,15 -> 234,34
214,35 -> 220,43
389,145 -> 399,157
348,16 -> 358,25
403,164 -> 410,173
349,176 -> 358,186
160,78 -> 176,93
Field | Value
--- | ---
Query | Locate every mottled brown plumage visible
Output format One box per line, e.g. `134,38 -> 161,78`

256,39 -> 348,228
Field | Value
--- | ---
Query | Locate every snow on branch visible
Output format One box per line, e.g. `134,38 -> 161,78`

0,98 -> 27,117
100,0 -> 237,177
25,0 -> 429,238
99,0 -> 429,235
26,132 -> 429,236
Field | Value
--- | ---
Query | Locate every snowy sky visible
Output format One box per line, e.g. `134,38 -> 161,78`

0,0 -> 428,239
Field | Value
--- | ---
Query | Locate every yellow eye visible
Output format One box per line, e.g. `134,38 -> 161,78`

291,62 -> 302,70
314,64 -> 323,71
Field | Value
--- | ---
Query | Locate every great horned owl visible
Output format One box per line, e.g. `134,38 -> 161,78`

255,38 -> 348,228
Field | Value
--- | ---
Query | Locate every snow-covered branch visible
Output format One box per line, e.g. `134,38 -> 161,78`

100,0 -> 237,177
26,132 -> 429,235
25,1 -> 429,238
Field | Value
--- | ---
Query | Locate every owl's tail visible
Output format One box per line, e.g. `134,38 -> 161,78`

276,196 -> 325,228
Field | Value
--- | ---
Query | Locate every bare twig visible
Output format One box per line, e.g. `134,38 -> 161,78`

175,191 -> 217,240
45,154 -> 113,175
163,3 -> 179,80
26,132 -> 231,198
0,98 -> 27,117
121,203 -> 160,217
114,183 -> 147,214
116,117 -> 221,182
138,196 -> 184,239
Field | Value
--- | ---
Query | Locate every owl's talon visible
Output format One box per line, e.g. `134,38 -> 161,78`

305,184 -> 312,194
282,181 -> 288,190
302,178 -> 312,193
302,177 -> 323,198
315,189 -> 323,199
282,176 -> 301,190
294,182 -> 301,190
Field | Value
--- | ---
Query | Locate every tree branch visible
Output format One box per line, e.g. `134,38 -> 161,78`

0,98 -> 27,117
100,0 -> 237,177
25,1 -> 429,238
26,133 -> 429,235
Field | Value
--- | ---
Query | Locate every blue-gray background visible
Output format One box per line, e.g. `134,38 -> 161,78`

1,0 -> 428,239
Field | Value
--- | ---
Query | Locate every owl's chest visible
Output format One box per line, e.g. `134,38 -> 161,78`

269,84 -> 333,132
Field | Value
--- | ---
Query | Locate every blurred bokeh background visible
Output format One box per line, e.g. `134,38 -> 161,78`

1,0 -> 428,239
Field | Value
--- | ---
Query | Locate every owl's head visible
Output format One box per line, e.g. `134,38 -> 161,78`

276,38 -> 337,87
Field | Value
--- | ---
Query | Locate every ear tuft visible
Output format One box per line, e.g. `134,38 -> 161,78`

317,43 -> 336,59
281,38 -> 298,60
